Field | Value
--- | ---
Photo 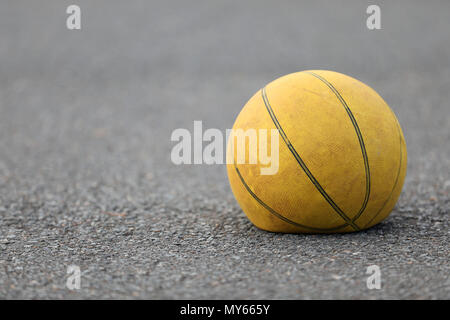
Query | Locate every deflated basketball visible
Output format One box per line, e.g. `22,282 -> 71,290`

226,70 -> 407,233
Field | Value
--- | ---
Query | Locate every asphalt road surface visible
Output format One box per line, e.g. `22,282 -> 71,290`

0,0 -> 448,299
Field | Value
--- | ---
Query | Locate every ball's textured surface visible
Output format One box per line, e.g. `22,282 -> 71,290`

227,70 -> 407,233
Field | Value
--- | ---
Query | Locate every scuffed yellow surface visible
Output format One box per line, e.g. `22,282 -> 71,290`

227,70 -> 407,233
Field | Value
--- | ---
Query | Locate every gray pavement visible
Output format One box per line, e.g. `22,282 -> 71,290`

0,0 -> 448,299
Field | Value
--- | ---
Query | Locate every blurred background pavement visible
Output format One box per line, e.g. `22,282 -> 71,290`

0,0 -> 448,299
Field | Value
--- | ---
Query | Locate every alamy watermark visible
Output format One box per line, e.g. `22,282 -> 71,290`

66,5 -> 81,30
366,264 -> 381,289
171,121 -> 280,175
366,5 -> 381,30
66,265 -> 81,290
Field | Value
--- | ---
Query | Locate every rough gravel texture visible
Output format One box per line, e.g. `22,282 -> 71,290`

0,0 -> 449,299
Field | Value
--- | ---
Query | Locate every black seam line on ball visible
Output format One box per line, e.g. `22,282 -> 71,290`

261,87 -> 360,231
234,162 -> 349,232
302,71 -> 371,224
363,108 -> 403,228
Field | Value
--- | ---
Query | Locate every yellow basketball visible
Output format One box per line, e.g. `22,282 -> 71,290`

226,70 -> 407,233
